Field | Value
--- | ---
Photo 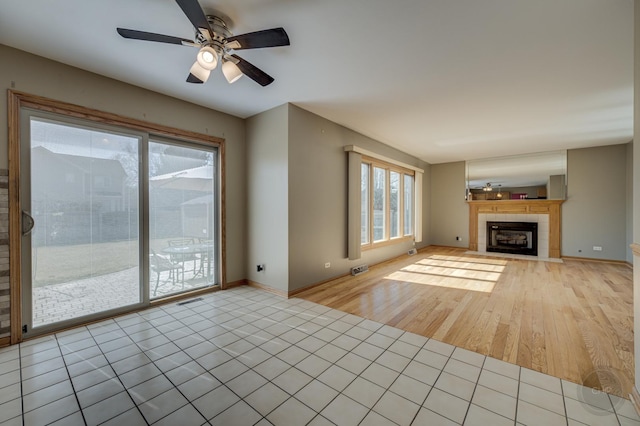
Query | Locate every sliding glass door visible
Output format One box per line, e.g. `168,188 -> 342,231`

20,109 -> 220,337
21,117 -> 142,333
149,141 -> 217,299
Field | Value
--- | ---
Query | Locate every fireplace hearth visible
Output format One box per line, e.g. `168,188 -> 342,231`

487,221 -> 538,256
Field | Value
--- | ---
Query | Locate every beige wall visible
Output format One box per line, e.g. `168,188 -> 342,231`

246,104 -> 289,291
627,142 -> 634,264
633,0 -> 640,393
245,104 -> 432,293
0,44 -> 247,283
287,104 -> 430,291
429,162 -> 469,247
563,144 -> 629,261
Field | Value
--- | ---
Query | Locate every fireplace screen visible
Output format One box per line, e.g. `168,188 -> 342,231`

487,221 -> 538,256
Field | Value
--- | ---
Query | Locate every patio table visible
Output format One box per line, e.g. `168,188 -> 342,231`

162,243 -> 214,281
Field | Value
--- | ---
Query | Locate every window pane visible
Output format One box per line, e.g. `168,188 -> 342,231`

361,163 -> 370,244
390,171 -> 400,238
149,142 -> 217,299
373,167 -> 386,241
404,174 -> 414,235
30,119 -> 140,328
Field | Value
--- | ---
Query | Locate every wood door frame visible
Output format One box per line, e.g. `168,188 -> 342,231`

7,90 -> 227,344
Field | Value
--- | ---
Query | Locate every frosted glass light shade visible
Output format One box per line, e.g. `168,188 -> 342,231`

189,61 -> 211,82
196,46 -> 219,70
222,60 -> 243,83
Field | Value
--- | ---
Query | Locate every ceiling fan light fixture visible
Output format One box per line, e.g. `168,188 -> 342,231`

196,45 -> 219,70
222,60 -> 243,83
189,61 -> 211,82
116,1 -> 290,87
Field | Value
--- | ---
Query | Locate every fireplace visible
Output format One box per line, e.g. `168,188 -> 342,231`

487,221 -> 538,256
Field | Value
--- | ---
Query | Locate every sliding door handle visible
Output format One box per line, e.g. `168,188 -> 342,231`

22,211 -> 35,236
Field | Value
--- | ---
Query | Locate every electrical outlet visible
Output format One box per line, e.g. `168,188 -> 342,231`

257,264 -> 265,272
456,236 -> 463,241
593,246 -> 602,251
324,262 -> 331,268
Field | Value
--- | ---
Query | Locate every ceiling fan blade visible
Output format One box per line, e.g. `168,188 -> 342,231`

117,28 -> 195,45
226,28 -> 290,50
175,0 -> 213,38
187,61 -> 210,83
187,74 -> 204,83
231,54 -> 274,87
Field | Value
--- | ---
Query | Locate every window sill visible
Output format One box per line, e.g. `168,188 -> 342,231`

362,236 -> 413,251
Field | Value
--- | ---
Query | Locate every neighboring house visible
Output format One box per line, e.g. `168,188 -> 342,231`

30,146 -> 130,245
31,145 -> 127,211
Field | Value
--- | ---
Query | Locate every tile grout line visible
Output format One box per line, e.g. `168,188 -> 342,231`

413,344 -> 461,425
515,362 -> 521,426
385,334 -> 439,426
82,321 -> 151,425
560,377 -> 569,426
54,332 -> 90,425
19,344 -> 24,426
460,354 -> 488,425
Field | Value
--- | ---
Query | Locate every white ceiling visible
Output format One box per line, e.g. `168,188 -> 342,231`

0,0 -> 633,165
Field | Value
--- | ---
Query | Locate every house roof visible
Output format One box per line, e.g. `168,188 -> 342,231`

32,146 -> 126,177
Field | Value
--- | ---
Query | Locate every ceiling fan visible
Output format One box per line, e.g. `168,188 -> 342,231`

117,0 -> 290,87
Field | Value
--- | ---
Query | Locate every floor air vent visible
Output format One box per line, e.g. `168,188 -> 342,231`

351,265 -> 369,276
177,297 -> 203,306
408,248 -> 417,255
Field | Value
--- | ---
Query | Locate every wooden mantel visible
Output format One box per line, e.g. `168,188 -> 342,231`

467,199 -> 565,258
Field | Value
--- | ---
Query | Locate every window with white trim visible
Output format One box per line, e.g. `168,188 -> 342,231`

361,156 -> 415,248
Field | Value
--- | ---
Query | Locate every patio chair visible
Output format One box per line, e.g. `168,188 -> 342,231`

197,237 -> 214,279
150,249 -> 184,296
168,238 -> 199,275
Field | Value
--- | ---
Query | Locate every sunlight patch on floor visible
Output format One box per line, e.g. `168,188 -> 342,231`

383,254 -> 506,293
384,270 -> 497,293
401,263 -> 503,282
415,257 -> 507,273
427,254 -> 509,266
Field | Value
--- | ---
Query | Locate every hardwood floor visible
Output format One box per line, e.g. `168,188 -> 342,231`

296,246 -> 634,398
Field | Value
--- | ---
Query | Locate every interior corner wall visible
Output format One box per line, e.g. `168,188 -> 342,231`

627,141 -> 634,264
246,104 -> 289,292
633,0 -> 640,394
420,162 -> 432,246
429,162 -> 468,248
286,104 -> 430,292
0,44 -> 247,283
562,144 -> 628,261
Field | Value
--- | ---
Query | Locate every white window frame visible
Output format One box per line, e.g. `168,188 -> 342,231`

361,156 -> 415,249
346,145 -> 423,260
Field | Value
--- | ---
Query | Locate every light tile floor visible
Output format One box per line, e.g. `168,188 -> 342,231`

2,286 -> 639,426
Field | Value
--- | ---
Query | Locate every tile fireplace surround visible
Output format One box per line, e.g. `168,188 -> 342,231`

467,200 -> 564,259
